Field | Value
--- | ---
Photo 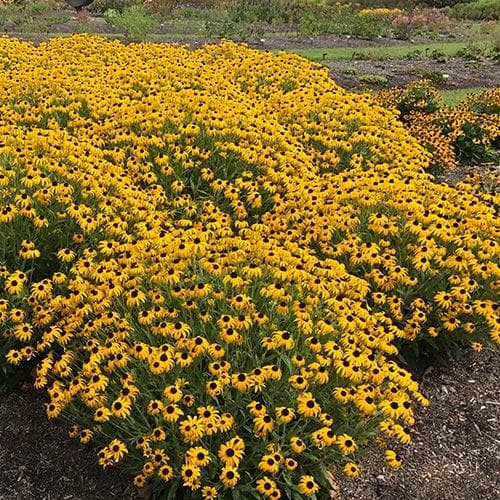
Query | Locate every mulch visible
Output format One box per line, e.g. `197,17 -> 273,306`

338,347 -> 500,500
327,58 -> 500,92
0,382 -> 135,500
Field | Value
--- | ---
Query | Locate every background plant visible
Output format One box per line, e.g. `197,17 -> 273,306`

104,4 -> 157,38
447,0 -> 500,20
375,82 -> 500,171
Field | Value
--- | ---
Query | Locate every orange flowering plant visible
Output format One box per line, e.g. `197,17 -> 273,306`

375,82 -> 500,171
0,35 -> 498,498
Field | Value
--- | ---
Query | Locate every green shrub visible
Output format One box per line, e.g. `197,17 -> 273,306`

145,0 -> 181,18
91,0 -> 142,14
359,74 -> 389,85
105,4 -> 157,38
228,0 -> 305,25
299,4 -> 393,37
423,0 -> 473,6
376,80 -> 443,118
448,0 -> 500,20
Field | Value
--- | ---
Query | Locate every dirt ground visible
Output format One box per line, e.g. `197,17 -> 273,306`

338,347 -> 500,500
0,383 -> 136,500
328,58 -> 500,91
0,348 -> 498,500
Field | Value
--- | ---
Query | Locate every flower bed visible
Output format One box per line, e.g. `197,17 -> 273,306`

0,35 -> 498,499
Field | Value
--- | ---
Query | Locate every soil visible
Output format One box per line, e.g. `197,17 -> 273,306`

0,380 -> 136,500
1,348 -> 498,500
327,58 -> 500,91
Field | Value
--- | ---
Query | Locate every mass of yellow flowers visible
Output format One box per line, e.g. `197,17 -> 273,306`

0,35 -> 498,498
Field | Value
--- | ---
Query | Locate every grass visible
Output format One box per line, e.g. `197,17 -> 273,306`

283,41 -> 495,62
440,87 -> 488,106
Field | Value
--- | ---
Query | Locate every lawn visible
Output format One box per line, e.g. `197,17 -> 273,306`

440,87 -> 488,105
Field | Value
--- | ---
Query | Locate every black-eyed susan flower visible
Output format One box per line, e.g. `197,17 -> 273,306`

297,392 -> 321,417
157,463 -> 174,481
337,434 -> 357,455
343,462 -> 360,477
256,476 -> 277,496
385,449 -> 402,469
1,36 -> 498,500
298,475 -> 319,496
219,466 -> 240,487
108,438 -> 128,462
275,406 -> 295,424
201,486 -> 218,499
181,464 -> 201,488
290,436 -> 306,454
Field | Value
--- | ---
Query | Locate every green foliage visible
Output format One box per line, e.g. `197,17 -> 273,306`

105,4 -> 157,39
299,5 -> 393,37
27,0 -> 50,15
91,0 -> 141,14
423,0 -> 472,6
203,0 -> 396,39
430,49 -> 449,62
410,67 -> 447,84
455,123 -> 498,165
146,0 -> 180,18
376,80 -> 443,119
228,0 -> 304,25
359,74 -> 389,85
350,0 -> 420,6
448,0 -> 500,20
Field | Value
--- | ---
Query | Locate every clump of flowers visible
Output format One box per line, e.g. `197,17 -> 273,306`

0,35 -> 498,498
358,7 -> 402,19
375,82 -> 499,171
391,8 -> 450,38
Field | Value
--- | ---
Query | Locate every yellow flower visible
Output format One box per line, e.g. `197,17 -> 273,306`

290,436 -> 306,454
94,407 -> 112,423
256,477 -> 277,496
79,429 -> 93,445
343,462 -> 360,477
57,248 -> 76,262
218,440 -> 244,467
385,449 -> 402,469
5,272 -> 27,295
111,398 -> 132,419
181,464 -> 201,488
201,486 -> 218,499
185,446 -> 211,468
219,466 -> 240,487
108,438 -> 128,462
157,464 -> 173,481
259,454 -> 280,474
337,434 -> 358,455
253,414 -> 274,437
275,406 -> 295,424
298,475 -> 319,496
297,392 -> 321,417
